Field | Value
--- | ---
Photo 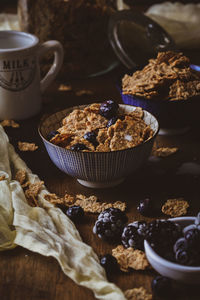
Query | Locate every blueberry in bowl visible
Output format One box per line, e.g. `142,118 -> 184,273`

38,101 -> 159,188
144,215 -> 200,284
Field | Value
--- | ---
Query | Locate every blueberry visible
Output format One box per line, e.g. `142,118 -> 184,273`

70,143 -> 88,151
66,205 -> 84,222
175,248 -> 190,265
122,221 -> 147,250
137,198 -> 153,217
99,100 -> 119,119
100,254 -> 118,273
84,131 -> 98,147
56,203 -> 67,213
47,130 -> 59,140
151,276 -> 172,298
93,208 -> 128,241
184,228 -> 200,249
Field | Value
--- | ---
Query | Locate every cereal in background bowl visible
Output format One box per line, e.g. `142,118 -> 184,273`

120,51 -> 200,131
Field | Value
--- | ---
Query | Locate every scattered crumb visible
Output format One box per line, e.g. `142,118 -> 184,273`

112,245 -> 150,272
154,147 -> 179,157
1,119 -> 19,128
15,169 -> 27,185
58,84 -> 72,91
18,142 -> 38,151
124,287 -> 152,300
162,198 -> 189,217
0,175 -> 6,181
75,89 -> 93,96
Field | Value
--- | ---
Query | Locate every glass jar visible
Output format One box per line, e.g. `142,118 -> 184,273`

18,0 -> 121,79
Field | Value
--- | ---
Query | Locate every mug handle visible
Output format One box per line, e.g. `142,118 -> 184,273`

38,40 -> 64,93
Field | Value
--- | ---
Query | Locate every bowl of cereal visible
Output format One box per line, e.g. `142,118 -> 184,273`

38,101 -> 159,188
120,51 -> 200,133
144,216 -> 200,284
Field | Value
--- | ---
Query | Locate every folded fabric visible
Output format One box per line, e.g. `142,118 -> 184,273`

0,126 -> 126,300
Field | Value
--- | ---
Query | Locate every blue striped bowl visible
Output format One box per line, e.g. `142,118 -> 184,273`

38,104 -> 159,188
119,64 -> 200,129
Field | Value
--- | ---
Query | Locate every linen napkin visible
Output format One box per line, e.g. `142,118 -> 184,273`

0,126 -> 126,300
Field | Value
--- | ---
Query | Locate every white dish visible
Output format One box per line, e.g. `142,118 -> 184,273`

144,217 -> 200,284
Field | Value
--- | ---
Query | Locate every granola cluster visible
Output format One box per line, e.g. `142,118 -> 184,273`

50,103 -> 153,152
122,51 -> 200,101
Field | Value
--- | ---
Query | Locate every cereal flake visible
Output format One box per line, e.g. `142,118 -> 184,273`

162,198 -> 189,217
0,119 -> 20,128
124,287 -> 152,300
44,192 -> 126,213
75,89 -> 93,96
155,147 -> 179,157
0,175 -> 6,181
15,169 -> 27,185
18,142 -> 38,151
58,84 -> 72,91
112,245 -> 150,272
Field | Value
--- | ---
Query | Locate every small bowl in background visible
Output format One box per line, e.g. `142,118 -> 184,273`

119,89 -> 200,133
119,64 -> 200,134
144,217 -> 200,285
38,104 -> 159,188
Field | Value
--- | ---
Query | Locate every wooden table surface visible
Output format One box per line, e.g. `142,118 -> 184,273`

1,59 -> 200,300
1,3 -> 200,299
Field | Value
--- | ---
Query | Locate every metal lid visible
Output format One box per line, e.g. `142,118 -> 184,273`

108,10 -> 176,69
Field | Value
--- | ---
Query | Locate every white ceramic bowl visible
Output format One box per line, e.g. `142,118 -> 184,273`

39,104 -> 159,188
144,217 -> 200,284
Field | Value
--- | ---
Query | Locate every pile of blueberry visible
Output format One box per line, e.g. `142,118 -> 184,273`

93,208 -> 200,267
173,214 -> 200,266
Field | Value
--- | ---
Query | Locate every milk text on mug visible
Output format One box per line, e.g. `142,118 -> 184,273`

0,31 -> 64,120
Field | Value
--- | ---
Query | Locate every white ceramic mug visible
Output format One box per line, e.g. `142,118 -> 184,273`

0,30 -> 64,120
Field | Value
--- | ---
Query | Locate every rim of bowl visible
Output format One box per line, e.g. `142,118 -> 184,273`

120,89 -> 200,104
119,64 -> 200,104
144,216 -> 200,271
38,103 -> 160,154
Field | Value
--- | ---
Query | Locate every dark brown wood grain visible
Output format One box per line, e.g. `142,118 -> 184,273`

1,61 -> 200,300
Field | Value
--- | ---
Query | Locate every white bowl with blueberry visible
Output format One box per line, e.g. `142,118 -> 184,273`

144,214 -> 200,284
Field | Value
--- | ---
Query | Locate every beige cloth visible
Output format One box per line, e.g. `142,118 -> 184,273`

146,2 -> 200,49
0,126 -> 126,300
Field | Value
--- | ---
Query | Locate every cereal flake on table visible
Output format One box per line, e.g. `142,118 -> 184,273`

154,147 -> 179,157
122,51 -> 200,101
45,192 -> 126,213
112,245 -> 150,272
75,89 -> 93,96
18,142 -> 38,151
124,287 -> 152,300
0,119 -> 20,128
58,84 -> 72,91
162,198 -> 189,217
